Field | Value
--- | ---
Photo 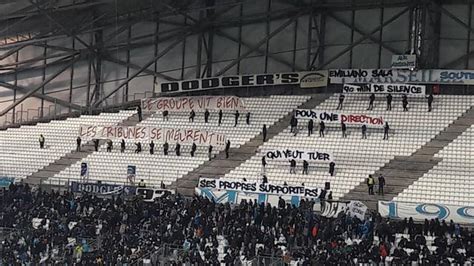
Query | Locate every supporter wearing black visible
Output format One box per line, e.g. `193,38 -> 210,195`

383,122 -> 390,140
308,119 -> 314,136
337,94 -> 345,110
290,115 -> 297,133
302,160 -> 309,175
341,122 -> 347,138
262,174 -> 268,183
189,110 -> 196,122
76,136 -> 81,152
427,93 -> 433,112
368,93 -> 375,110
137,105 -> 143,122
246,112 -> 250,125
361,124 -> 367,139
190,142 -> 197,157
289,159 -> 296,174
234,110 -> 240,127
367,175 -> 375,195
162,110 -> 169,121
225,140 -> 230,158
262,124 -> 267,142
319,121 -> 325,137
93,139 -> 99,152
163,142 -> 169,155
39,134 -> 45,149
261,156 -> 267,171
329,161 -> 335,176
204,109 -> 210,123
208,145 -> 213,160
378,174 -> 385,195
175,143 -> 181,156
218,109 -> 223,126
386,93 -> 392,111
149,141 -> 155,155
135,142 -> 142,153
106,139 -> 113,152
120,139 -> 125,153
402,94 -> 409,111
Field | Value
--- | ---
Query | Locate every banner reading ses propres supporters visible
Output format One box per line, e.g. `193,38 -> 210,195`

265,149 -> 333,162
294,109 -> 384,127
329,69 -> 474,85
198,178 -> 321,198
157,71 -> 328,93
79,126 -> 226,146
342,83 -> 425,95
142,96 -> 245,112
379,201 -> 474,225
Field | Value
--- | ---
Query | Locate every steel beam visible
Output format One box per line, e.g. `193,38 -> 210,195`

102,54 -> 178,81
0,56 -> 81,117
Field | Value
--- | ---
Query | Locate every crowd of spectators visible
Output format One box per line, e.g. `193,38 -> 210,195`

1,183 -> 474,265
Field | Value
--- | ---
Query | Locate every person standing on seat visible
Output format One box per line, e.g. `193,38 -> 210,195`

93,139 -> 99,152
76,136 -> 82,152
234,110 -> 240,127
208,145 -> 213,160
135,142 -> 142,153
225,140 -> 231,158
337,94 -> 345,110
386,93 -> 392,111
190,142 -> 197,157
378,174 -> 386,195
362,124 -> 367,139
368,93 -> 375,110
402,94 -> 409,112
120,139 -> 125,153
341,122 -> 347,138
163,142 -> 169,155
367,175 -> 375,195
246,112 -> 250,125
107,139 -> 113,152
261,124 -> 267,142
204,109 -> 210,123
218,109 -> 223,126
308,119 -> 314,137
383,122 -> 390,140
302,160 -> 309,175
329,161 -> 335,176
149,141 -> 155,155
137,105 -> 143,122
39,134 -> 45,149
289,159 -> 296,174
290,115 -> 297,133
319,121 -> 326,137
162,110 -> 169,121
427,93 -> 434,112
175,143 -> 181,156
261,156 -> 267,173
189,110 -> 195,122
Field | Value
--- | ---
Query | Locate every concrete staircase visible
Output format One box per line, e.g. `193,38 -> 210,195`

172,94 -> 333,196
24,112 -> 146,186
342,106 -> 474,210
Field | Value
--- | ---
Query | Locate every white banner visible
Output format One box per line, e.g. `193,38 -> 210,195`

198,178 -> 321,198
79,125 -> 226,146
264,148 -> 333,162
142,96 -> 246,112
379,201 -> 474,225
321,201 -> 350,218
342,83 -> 425,95
330,69 -> 474,85
294,109 -> 384,127
157,71 -> 328,93
348,201 -> 368,220
391,55 -> 416,69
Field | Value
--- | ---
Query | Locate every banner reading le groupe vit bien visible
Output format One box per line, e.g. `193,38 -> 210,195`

264,148 -> 333,162
294,109 -> 384,127
379,201 -> 474,225
329,69 -> 474,85
142,96 -> 245,112
342,83 -> 425,95
79,125 -> 226,146
156,71 -> 328,94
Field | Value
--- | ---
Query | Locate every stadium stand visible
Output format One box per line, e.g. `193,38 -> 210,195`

47,95 -> 310,187
224,94 -> 474,203
0,110 -> 135,181
395,124 -> 474,206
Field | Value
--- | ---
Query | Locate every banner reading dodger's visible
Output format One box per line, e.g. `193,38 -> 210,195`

342,83 -> 425,95
79,125 -> 226,146
294,109 -> 384,127
142,96 -> 246,112
264,148 -> 333,162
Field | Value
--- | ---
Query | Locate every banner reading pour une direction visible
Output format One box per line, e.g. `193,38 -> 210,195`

79,125 -> 226,146
294,109 -> 384,127
142,96 -> 246,112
